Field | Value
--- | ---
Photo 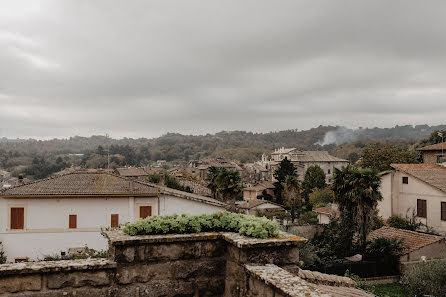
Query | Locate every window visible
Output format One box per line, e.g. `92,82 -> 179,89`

140,206 -> 152,219
327,169 -> 331,174
437,155 -> 444,163
441,202 -> 446,221
417,199 -> 427,218
10,207 -> 24,230
402,177 -> 409,184
69,215 -> 77,229
14,258 -> 28,263
111,214 -> 119,228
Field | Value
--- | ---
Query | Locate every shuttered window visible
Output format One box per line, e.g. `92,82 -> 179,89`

441,202 -> 446,221
10,207 -> 24,229
69,215 -> 77,229
111,214 -> 119,228
417,199 -> 427,218
140,206 -> 152,219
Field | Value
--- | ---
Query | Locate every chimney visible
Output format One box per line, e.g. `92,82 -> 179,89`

18,175 -> 24,185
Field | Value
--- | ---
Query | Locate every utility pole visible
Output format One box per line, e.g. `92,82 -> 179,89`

106,134 -> 110,170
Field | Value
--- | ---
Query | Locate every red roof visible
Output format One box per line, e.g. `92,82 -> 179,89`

417,142 -> 446,151
367,226 -> 444,255
313,206 -> 340,218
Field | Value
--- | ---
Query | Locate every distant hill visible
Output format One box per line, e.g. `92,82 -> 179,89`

1,124 -> 445,177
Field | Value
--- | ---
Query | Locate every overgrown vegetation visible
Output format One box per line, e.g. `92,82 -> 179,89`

403,258 -> 446,297
207,167 -> 242,202
42,247 -> 109,261
0,248 -> 7,264
123,212 -> 280,239
345,272 -> 410,297
387,210 -> 423,231
358,143 -> 418,171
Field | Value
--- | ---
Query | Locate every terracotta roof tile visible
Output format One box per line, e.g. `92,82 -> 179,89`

313,206 -> 340,218
115,167 -> 148,177
0,172 -> 158,197
417,142 -> 446,151
391,163 -> 446,193
238,199 -> 284,210
367,226 -> 444,255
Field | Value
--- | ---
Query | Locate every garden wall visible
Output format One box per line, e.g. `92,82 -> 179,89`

0,231 -> 306,297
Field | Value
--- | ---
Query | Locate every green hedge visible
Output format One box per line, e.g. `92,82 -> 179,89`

123,212 -> 280,239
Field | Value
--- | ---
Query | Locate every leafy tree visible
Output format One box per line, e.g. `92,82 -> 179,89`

302,165 -> 327,206
332,166 -> 383,252
359,143 -> 418,172
309,188 -> 334,208
417,129 -> 446,147
256,189 -> 273,201
273,158 -> 297,204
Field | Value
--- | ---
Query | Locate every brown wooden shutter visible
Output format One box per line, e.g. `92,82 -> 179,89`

441,202 -> 446,221
10,207 -> 24,229
69,215 -> 77,229
140,206 -> 152,219
417,199 -> 427,218
111,214 -> 119,228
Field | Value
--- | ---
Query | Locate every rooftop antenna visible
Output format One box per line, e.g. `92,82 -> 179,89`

106,133 -> 110,169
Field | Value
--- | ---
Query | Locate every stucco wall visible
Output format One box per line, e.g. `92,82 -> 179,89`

378,173 -> 392,219
422,151 -> 443,164
378,170 -> 446,235
0,195 -> 225,261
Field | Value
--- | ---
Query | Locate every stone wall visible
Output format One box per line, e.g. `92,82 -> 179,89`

283,224 -> 323,240
0,231 -> 306,297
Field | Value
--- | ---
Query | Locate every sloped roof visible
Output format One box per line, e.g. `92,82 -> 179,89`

292,151 -> 348,162
271,148 -> 297,155
367,226 -> 444,255
313,206 -> 340,218
238,199 -> 284,210
391,163 -> 446,193
417,142 -> 446,151
0,172 -> 227,208
243,184 -> 267,192
146,182 -> 227,208
115,167 -> 148,177
0,172 -> 158,197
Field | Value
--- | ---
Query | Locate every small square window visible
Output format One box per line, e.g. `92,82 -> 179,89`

402,177 -> 408,184
437,155 -> 444,163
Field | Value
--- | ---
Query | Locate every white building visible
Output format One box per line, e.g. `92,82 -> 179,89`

378,164 -> 446,235
0,172 -> 226,262
265,148 -> 349,183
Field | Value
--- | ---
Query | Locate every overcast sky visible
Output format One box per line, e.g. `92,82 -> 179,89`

1,1 -> 445,139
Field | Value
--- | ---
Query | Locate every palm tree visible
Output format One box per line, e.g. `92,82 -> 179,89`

207,166 -> 220,199
332,166 -> 382,252
282,175 -> 302,221
216,168 -> 242,203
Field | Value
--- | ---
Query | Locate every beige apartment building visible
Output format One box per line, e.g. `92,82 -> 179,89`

378,164 -> 446,235
418,141 -> 446,164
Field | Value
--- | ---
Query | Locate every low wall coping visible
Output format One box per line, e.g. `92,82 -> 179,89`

0,258 -> 116,276
103,230 -> 307,248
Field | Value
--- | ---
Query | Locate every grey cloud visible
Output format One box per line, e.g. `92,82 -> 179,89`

0,0 -> 446,139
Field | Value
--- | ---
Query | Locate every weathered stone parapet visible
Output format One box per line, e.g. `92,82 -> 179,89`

0,259 -> 116,276
245,264 -> 373,297
0,231 -> 308,297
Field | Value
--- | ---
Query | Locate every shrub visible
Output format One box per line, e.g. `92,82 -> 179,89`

123,212 -> 280,239
295,211 -> 318,225
42,247 -> 109,261
387,210 -> 422,231
403,258 -> 446,297
0,248 -> 6,264
364,237 -> 405,262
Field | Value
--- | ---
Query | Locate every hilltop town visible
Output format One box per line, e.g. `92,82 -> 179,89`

0,128 -> 446,296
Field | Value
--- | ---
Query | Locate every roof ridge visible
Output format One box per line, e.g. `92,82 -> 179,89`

382,226 -> 442,239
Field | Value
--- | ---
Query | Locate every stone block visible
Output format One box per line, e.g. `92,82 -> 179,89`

0,274 -> 41,293
239,245 -> 299,265
138,280 -> 195,297
47,271 -> 111,289
114,240 -> 225,263
116,258 -> 225,284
